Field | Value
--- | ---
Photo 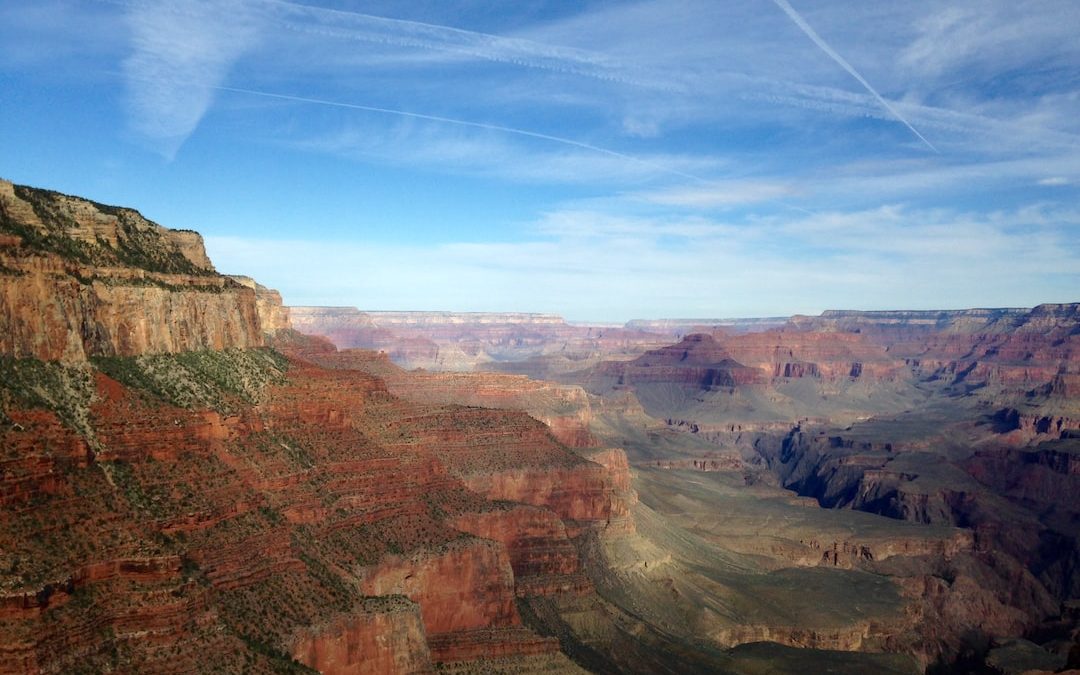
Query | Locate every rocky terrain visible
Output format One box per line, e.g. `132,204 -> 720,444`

5,180 -> 1080,674
555,307 -> 1080,672
288,307 -> 671,373
0,180 -> 264,362
0,183 -> 627,673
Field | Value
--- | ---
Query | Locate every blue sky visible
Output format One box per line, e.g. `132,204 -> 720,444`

2,0 -> 1078,321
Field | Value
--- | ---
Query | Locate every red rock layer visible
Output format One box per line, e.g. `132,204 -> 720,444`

290,599 -> 432,675
288,307 -> 669,371
304,348 -> 600,448
1,351 -> 631,672
789,304 -> 1080,395
359,539 -> 518,634
0,253 -> 263,361
449,506 -> 590,596
599,333 -> 767,388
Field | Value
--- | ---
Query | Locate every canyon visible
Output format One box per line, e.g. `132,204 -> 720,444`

2,181 -> 1079,674
296,296 -> 1080,672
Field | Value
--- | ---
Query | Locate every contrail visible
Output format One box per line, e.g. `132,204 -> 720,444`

214,85 -> 817,215
771,0 -> 939,153
258,0 -> 683,93
94,0 -> 676,92
213,85 -> 707,182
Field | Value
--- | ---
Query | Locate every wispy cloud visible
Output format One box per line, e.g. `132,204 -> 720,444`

770,0 -> 938,152
122,0 -> 263,157
9,0 -> 1080,320
283,116 -> 722,185
899,2 -> 1080,83
205,202 -> 1080,321
636,182 -> 796,208
259,0 -> 678,92
217,85 -> 710,183
1039,176 -> 1071,186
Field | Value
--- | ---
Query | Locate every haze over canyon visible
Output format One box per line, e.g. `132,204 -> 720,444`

1,181 -> 1078,674
3,0 -> 1079,673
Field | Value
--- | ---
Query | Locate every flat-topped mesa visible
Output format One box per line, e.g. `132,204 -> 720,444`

1007,302 -> 1080,333
605,333 -> 766,388
609,330 -> 902,386
0,180 -> 264,361
367,311 -> 567,326
289,306 -> 376,328
774,305 -> 1080,395
789,307 -> 1031,333
288,305 -> 673,372
625,317 -> 789,334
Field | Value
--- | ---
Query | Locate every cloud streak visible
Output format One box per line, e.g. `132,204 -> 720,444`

121,0 -> 263,157
216,85 -> 710,183
770,0 -> 939,153
260,0 -> 679,92
204,202 -> 1080,321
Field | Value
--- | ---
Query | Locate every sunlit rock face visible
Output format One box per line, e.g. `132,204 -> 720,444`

0,180 -> 264,361
5,180 -> 1080,674
0,183 -> 633,674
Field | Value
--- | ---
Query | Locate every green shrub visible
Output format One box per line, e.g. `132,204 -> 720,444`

91,348 -> 289,413
0,356 -> 95,437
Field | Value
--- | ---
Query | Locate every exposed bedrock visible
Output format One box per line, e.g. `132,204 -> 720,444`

359,539 -> 519,635
753,428 -> 1070,641
0,346 -> 638,672
288,306 -> 670,371
228,275 -> 291,335
0,180 -> 265,361
461,464 -> 618,535
290,598 -> 432,675
450,506 -> 588,596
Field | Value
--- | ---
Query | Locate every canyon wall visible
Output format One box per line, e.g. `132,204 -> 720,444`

0,180 -> 264,361
0,345 -> 631,672
288,306 -> 671,372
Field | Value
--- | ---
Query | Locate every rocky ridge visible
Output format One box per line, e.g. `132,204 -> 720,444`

0,180 -> 265,361
0,182 -> 633,673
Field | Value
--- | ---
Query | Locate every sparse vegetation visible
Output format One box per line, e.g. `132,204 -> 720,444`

91,348 -> 289,413
0,356 -> 95,437
2,184 -> 214,275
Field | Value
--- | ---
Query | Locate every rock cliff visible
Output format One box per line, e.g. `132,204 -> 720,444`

229,276 -> 291,335
0,182 -> 639,674
0,342 -> 633,672
0,180 -> 264,361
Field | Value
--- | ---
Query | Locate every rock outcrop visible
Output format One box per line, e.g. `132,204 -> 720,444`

0,182 -> 641,674
0,180 -> 264,361
0,344 -> 632,672
229,276 -> 291,336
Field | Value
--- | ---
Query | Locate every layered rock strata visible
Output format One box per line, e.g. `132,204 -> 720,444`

0,180 -> 263,361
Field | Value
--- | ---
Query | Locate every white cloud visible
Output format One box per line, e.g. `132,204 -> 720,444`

260,0 -> 676,92
285,119 -> 722,185
899,1 -> 1080,82
205,202 -> 1080,322
1038,176 -> 1071,186
637,182 -> 796,208
123,0 -> 264,157
770,0 -> 937,152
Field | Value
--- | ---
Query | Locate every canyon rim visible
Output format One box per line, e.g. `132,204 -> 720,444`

3,1 -> 1080,673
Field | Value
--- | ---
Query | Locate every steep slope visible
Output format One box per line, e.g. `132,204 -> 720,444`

0,182 -> 626,674
573,305 -> 1080,670
0,180 -> 264,361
